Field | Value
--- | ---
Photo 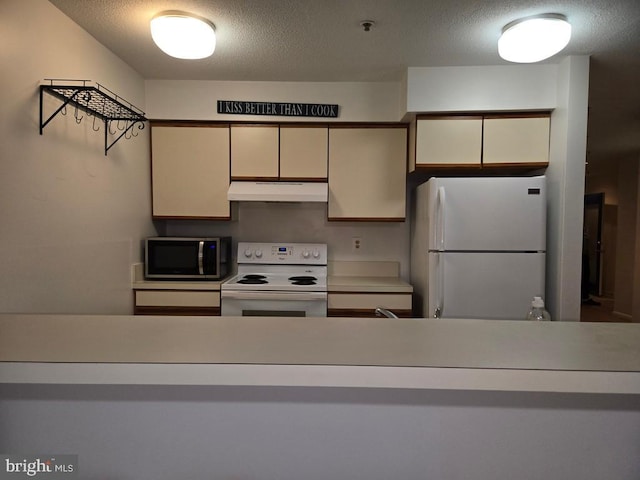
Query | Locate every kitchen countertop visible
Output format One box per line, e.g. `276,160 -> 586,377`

328,260 -> 412,293
132,277 -> 410,293
132,261 -> 413,293
1,314 -> 638,394
328,276 -> 412,293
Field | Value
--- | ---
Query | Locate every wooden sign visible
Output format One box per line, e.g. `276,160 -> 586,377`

217,100 -> 339,118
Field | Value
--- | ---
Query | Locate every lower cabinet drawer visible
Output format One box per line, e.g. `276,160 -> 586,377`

327,293 -> 413,318
134,290 -> 221,316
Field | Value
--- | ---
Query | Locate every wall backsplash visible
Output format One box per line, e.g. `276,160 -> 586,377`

163,202 -> 411,279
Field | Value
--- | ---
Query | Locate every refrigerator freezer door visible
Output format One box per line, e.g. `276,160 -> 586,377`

426,176 -> 546,252
427,251 -> 545,320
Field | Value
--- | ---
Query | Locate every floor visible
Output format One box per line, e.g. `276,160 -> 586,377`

580,296 -> 631,322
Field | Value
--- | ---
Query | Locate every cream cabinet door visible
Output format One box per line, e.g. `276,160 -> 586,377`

328,127 -> 407,221
134,290 -> 221,316
230,125 -> 279,179
151,124 -> 230,219
328,293 -> 413,317
483,116 -> 550,166
415,116 -> 482,167
135,290 -> 220,308
279,126 -> 328,180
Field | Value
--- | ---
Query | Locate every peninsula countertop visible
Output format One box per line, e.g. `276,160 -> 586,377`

1,314 -> 639,393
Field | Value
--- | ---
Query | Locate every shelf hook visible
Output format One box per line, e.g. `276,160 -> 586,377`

131,121 -> 143,137
117,110 -> 125,131
92,114 -> 100,132
74,104 -> 83,124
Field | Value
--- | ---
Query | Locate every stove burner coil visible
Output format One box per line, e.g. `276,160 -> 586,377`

289,275 -> 317,286
238,274 -> 268,285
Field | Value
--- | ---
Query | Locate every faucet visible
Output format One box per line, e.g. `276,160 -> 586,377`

375,307 -> 399,319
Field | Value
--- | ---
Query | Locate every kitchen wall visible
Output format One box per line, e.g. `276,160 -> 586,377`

633,157 -> 640,319
546,56 -> 590,322
163,203 -> 410,277
146,79 -> 404,122
0,0 -> 155,314
614,159 -> 639,318
405,64 -> 557,112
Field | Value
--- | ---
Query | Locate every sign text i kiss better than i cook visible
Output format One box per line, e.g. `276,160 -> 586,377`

217,100 -> 339,118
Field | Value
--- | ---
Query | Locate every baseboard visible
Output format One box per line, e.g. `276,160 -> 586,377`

612,310 -> 632,321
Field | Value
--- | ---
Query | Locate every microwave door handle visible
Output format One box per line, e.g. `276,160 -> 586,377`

198,241 -> 204,275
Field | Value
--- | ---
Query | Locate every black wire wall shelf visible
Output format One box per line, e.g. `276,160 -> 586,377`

39,79 -> 147,156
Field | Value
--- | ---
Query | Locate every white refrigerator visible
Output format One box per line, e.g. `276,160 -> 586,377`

410,176 -> 546,320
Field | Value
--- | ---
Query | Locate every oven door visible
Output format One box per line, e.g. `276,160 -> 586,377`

221,291 -> 327,317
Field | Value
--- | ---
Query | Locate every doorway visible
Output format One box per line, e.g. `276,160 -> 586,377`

580,192 -> 621,322
583,193 -> 604,296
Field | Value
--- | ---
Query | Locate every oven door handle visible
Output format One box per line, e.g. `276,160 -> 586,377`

221,291 -> 327,302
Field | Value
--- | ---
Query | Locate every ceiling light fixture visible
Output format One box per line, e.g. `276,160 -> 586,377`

498,13 -> 571,63
150,11 -> 216,59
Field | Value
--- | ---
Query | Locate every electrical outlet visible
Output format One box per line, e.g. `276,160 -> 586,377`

352,237 -> 362,252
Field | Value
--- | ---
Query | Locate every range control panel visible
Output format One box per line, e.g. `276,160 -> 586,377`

237,242 -> 328,265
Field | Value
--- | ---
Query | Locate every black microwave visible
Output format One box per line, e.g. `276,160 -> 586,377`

145,237 -> 231,280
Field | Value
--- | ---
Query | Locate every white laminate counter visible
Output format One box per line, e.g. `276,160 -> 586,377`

133,276 -> 410,293
327,260 -> 413,293
131,262 -> 413,293
1,314 -> 639,394
328,275 -> 412,293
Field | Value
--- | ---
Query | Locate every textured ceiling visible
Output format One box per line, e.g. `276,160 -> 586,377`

48,0 -> 640,166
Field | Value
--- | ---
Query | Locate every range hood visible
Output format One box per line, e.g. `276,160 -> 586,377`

227,181 -> 328,202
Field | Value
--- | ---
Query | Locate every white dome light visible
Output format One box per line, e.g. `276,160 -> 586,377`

498,14 -> 571,63
150,11 -> 216,59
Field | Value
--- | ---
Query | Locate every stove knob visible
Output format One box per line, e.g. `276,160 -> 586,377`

312,250 -> 321,259
302,250 -> 310,258
255,250 -> 263,258
244,249 -> 253,258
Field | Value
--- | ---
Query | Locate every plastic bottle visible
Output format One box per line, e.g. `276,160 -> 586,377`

526,296 -> 551,321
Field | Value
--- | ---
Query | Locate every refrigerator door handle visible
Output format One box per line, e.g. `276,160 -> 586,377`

436,186 -> 446,250
434,252 -> 443,318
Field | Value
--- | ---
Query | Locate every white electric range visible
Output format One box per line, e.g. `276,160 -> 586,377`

221,242 -> 328,317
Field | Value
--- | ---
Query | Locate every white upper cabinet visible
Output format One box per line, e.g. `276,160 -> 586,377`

279,126 -> 328,180
483,116 -> 550,166
230,125 -> 279,179
328,126 -> 407,221
414,116 -> 483,168
410,113 -> 550,172
231,125 -> 328,180
151,124 -> 230,219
